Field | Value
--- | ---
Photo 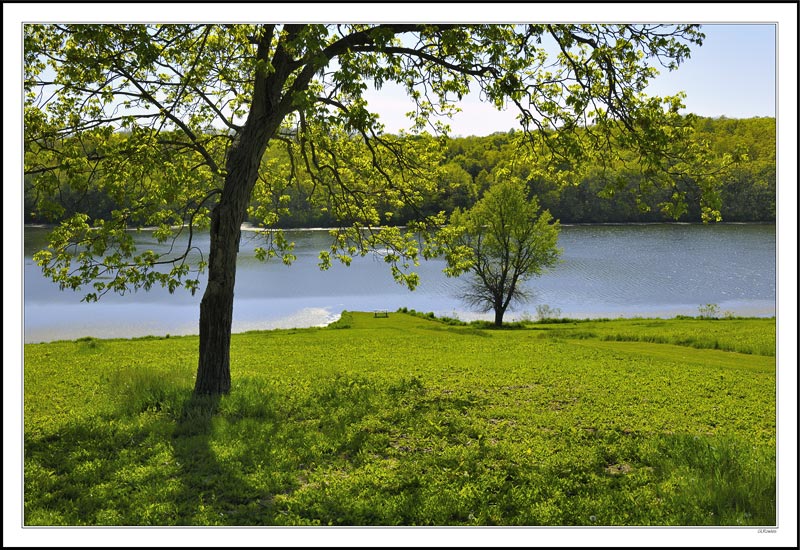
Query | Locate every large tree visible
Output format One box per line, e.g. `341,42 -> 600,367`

439,174 -> 561,326
24,24 -> 709,395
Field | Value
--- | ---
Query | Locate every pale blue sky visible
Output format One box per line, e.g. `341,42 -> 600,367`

363,23 -> 777,137
5,9 -> 781,136
638,24 -> 776,117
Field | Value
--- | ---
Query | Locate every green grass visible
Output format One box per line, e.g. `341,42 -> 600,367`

539,317 -> 776,356
23,312 -> 776,526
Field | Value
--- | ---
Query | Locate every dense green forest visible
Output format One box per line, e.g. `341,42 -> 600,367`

529,116 -> 776,224
24,116 -> 775,227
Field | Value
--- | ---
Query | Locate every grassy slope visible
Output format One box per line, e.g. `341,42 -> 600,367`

23,313 -> 776,526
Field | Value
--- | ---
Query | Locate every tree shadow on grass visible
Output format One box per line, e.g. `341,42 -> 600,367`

26,368 -> 774,526
176,376 -> 778,526
170,393 -> 229,524
24,372 -> 518,525
25,371 -> 271,525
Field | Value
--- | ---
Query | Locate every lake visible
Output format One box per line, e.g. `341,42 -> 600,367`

23,223 -> 776,343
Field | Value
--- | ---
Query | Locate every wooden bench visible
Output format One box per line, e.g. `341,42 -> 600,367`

373,309 -> 389,318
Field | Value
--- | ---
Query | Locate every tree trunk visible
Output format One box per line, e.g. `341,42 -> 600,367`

494,306 -> 505,327
193,133 -> 273,394
194,201 -> 240,394
193,30 -> 302,395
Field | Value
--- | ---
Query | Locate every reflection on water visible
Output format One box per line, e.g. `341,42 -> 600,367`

23,223 -> 776,343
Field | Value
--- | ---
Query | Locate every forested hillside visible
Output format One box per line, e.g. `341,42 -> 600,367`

434,116 -> 775,225
24,116 -> 775,227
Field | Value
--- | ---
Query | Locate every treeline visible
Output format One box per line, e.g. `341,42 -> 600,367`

528,115 -> 775,223
252,115 -> 775,226
25,116 -> 775,227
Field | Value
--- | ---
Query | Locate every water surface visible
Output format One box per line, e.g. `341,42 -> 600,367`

23,223 -> 776,343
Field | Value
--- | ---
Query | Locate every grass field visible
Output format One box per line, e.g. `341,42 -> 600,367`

23,311 -> 776,526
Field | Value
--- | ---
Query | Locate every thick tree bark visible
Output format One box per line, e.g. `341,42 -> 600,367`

194,170 -> 252,394
194,128 -> 282,394
194,201 -> 240,394
494,305 -> 506,327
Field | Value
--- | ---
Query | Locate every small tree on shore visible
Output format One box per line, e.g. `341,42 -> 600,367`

439,174 -> 561,326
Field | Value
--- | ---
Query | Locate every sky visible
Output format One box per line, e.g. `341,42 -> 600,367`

362,23 -> 777,137
3,3 -> 798,548
4,7 -> 782,137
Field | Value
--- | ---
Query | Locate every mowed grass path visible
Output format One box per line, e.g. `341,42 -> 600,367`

24,312 -> 776,526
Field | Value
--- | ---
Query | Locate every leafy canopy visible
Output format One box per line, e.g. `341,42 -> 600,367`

24,24 -> 709,300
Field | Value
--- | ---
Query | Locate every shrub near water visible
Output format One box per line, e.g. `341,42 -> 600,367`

23,313 -> 776,526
